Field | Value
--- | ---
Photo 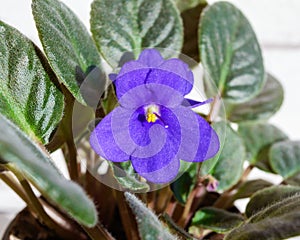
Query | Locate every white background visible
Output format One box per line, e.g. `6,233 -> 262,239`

0,0 -> 300,238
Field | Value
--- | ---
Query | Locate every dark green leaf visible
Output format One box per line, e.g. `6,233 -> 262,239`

175,0 -> 207,12
0,21 -> 64,144
171,163 -> 197,204
227,74 -> 284,122
238,123 -> 288,164
270,140 -> 300,179
90,0 -> 183,68
110,161 -> 150,192
0,114 -> 97,227
181,2 -> 207,62
199,2 -> 265,103
232,179 -> 273,200
226,186 -> 300,240
191,207 -> 244,233
32,0 -> 103,104
202,122 -> 245,191
125,192 -> 178,240
286,172 -> 300,186
245,185 -> 300,218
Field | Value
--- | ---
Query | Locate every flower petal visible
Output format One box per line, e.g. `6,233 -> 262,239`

118,83 -> 184,109
89,109 -> 130,162
182,98 -> 213,108
130,106 -> 181,174
170,106 -> 220,162
137,49 -> 164,67
135,157 -> 180,184
115,68 -> 193,101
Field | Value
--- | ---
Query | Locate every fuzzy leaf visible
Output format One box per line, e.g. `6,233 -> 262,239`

227,74 -> 284,122
0,114 -> 98,227
270,141 -> 300,179
199,2 -> 265,103
191,207 -> 244,233
238,123 -> 288,164
233,179 -> 273,200
90,0 -> 183,68
125,192 -> 177,240
202,122 -> 245,191
32,0 -> 103,104
110,161 -> 150,192
245,185 -> 300,218
226,186 -> 300,240
0,21 -> 64,144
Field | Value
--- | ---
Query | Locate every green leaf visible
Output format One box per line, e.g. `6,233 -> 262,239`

0,114 -> 98,227
175,0 -> 207,12
0,21 -> 64,144
199,2 -> 265,103
227,74 -> 284,122
191,207 -> 244,233
124,192 -> 178,240
270,140 -> 300,179
286,172 -> 300,186
171,163 -> 197,204
238,123 -> 288,164
90,0 -> 183,68
110,161 -> 150,192
203,122 -> 245,191
232,179 -> 273,200
181,2 -> 207,62
32,0 -> 103,104
245,185 -> 300,218
226,186 -> 300,240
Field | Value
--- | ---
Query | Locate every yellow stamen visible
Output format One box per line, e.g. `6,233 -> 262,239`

145,105 -> 159,123
146,113 -> 157,123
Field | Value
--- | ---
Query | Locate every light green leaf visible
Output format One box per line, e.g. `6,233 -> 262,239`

199,2 -> 265,103
238,123 -> 288,164
125,192 -> 178,240
202,122 -> 245,191
225,186 -> 300,240
270,140 -> 300,179
32,0 -> 103,104
0,21 -> 64,144
191,207 -> 244,233
90,0 -> 183,68
0,114 -> 98,227
227,74 -> 284,122
110,161 -> 150,192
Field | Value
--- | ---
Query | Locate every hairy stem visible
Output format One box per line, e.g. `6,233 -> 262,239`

6,164 -> 79,240
81,225 -> 115,240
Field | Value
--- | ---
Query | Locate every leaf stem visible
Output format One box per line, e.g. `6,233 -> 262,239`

61,87 -> 79,182
177,180 -> 206,228
114,190 -> 139,240
81,225 -> 115,240
207,94 -> 222,123
5,164 -> 79,240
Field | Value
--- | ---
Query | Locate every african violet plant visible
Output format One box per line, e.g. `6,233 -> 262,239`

0,0 -> 299,239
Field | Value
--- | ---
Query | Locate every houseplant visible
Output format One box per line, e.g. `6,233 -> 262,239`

0,0 -> 299,239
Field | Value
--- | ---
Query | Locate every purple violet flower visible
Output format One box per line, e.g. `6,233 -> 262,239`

90,49 -> 220,184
